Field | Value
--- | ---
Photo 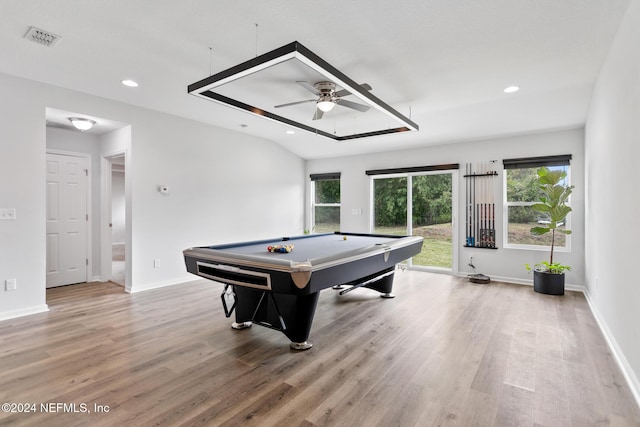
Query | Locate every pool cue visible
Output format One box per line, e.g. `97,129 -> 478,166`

471,162 -> 475,246
480,161 -> 484,247
468,163 -> 472,246
480,162 -> 487,247
474,163 -> 478,247
492,165 -> 496,247
466,163 -> 471,245
484,161 -> 489,247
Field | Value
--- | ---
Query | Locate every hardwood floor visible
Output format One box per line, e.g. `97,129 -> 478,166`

1,272 -> 639,426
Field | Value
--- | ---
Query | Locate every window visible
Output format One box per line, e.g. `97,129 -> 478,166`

372,176 -> 407,235
503,155 -> 571,249
311,173 -> 340,233
367,163 -> 458,269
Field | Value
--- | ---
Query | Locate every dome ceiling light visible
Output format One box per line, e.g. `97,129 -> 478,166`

68,117 -> 96,131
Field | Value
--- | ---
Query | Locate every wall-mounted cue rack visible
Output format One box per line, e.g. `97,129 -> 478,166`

464,162 -> 498,249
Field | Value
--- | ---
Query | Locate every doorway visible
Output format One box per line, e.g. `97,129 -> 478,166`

45,151 -> 90,287
110,156 -> 126,285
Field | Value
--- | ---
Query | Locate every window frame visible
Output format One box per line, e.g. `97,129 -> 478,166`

368,167 -> 458,271
502,156 -> 572,251
310,173 -> 341,233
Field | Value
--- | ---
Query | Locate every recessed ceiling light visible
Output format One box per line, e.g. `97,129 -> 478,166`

285,130 -> 295,135
504,85 -> 520,93
122,79 -> 139,87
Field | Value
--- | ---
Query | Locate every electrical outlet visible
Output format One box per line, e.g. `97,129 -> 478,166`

5,279 -> 17,291
153,259 -> 160,268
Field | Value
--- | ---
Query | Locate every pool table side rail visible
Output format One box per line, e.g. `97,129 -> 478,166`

183,235 -> 423,274
183,234 -> 423,291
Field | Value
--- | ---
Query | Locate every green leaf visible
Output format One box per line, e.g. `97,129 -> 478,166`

530,226 -> 550,235
531,203 -> 550,213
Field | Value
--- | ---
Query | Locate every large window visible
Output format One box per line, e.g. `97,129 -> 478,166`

372,176 -> 407,235
503,155 -> 571,249
369,165 -> 456,270
311,173 -> 340,233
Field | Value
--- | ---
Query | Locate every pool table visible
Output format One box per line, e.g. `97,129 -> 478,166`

183,232 -> 423,350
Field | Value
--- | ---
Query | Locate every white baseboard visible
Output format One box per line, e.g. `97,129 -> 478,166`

0,304 -> 49,322
582,289 -> 640,410
455,272 -> 638,407
455,272 -> 586,293
127,275 -> 196,293
462,272 -> 638,408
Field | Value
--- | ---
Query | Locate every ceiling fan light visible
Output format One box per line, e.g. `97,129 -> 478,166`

317,98 -> 335,112
68,117 -> 96,131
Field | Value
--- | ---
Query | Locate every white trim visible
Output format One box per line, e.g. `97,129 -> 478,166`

450,272 -> 639,408
502,165 -> 572,252
310,178 -> 341,233
453,273 -> 585,292
101,149 -> 130,289
0,305 -> 49,322
582,289 -> 640,410
45,149 -> 93,284
370,170 -> 457,271
128,276 -> 195,293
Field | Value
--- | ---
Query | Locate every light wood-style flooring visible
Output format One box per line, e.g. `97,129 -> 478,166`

1,271 -> 639,426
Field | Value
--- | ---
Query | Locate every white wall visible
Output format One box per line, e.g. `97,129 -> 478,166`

0,71 -> 305,318
0,76 -> 47,319
585,0 -> 640,403
307,128 -> 585,287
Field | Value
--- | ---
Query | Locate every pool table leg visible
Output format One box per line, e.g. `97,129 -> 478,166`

231,286 -> 320,351
364,268 -> 396,298
282,292 -> 320,351
231,321 -> 252,329
290,340 -> 313,350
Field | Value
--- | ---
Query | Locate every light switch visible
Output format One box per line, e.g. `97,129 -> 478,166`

0,208 -> 16,220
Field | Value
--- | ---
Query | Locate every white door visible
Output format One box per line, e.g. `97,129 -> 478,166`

46,153 -> 88,287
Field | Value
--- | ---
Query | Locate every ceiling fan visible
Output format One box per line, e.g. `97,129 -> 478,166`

274,81 -> 372,120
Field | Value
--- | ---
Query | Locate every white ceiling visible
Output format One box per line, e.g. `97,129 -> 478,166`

0,1 -> 630,159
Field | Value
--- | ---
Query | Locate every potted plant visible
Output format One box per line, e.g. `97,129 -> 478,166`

525,166 -> 574,295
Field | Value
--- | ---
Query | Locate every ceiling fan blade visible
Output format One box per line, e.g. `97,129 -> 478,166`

334,83 -> 372,98
336,99 -> 370,112
296,81 -> 320,96
312,108 -> 324,121
274,99 -> 315,108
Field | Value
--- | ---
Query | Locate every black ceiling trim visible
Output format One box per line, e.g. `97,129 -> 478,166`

366,163 -> 460,176
199,91 -> 335,139
503,154 -> 572,169
188,41 -> 419,141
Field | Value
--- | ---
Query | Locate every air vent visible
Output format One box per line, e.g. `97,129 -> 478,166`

24,26 -> 61,47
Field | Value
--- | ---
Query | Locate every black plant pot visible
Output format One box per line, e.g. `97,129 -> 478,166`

533,270 -> 565,295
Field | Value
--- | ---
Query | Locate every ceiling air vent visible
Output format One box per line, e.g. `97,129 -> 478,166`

24,26 -> 61,47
